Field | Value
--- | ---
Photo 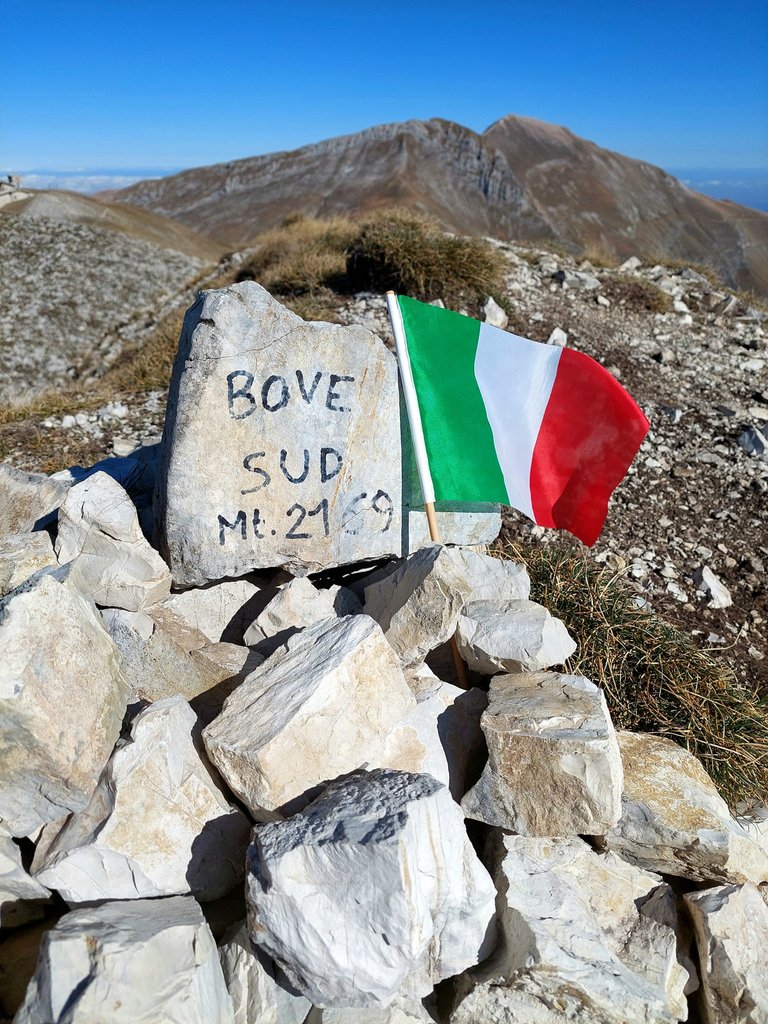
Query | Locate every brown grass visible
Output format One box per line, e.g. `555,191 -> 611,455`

601,276 -> 673,314
495,539 -> 768,805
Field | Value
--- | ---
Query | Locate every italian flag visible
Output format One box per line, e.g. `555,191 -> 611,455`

389,294 -> 649,546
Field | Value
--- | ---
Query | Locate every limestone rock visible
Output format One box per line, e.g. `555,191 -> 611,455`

362,545 -> 474,667
0,531 -> 57,597
451,834 -> 688,1024
219,923 -> 311,1024
246,768 -> 497,1007
0,463 -> 70,535
0,574 -> 130,836
693,565 -> 733,609
602,732 -> 768,883
102,604 -> 262,714
15,896 -> 234,1023
462,672 -> 622,836
243,575 -> 360,647
155,282 -> 402,584
33,696 -> 250,903
204,615 -> 416,819
0,832 -> 50,928
685,883 -> 768,1023
456,598 -> 576,674
483,295 -> 509,329
55,470 -> 171,610
161,578 -> 262,642
451,548 -> 530,604
380,692 -> 451,789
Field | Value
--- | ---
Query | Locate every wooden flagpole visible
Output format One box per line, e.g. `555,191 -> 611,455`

386,291 -> 469,689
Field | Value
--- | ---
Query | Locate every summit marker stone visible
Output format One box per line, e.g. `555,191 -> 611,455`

155,282 -> 402,584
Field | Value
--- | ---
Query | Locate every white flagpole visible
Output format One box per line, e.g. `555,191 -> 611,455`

386,291 -> 468,688
386,291 -> 440,542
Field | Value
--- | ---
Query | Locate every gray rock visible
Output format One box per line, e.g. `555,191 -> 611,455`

363,545 -> 480,667
246,768 -> 497,1007
203,615 -> 416,820
693,565 -> 733,608
553,268 -> 601,290
462,671 -> 622,836
456,599 -> 576,674
155,282 -> 402,584
14,896 -> 234,1023
685,883 -> 768,1023
451,833 -> 688,1024
55,471 -> 171,610
482,295 -> 508,329
219,923 -> 311,1024
243,576 -> 360,648
0,574 -> 130,836
0,463 -> 70,535
547,326 -> 568,347
619,256 -> 642,272
0,531 -> 57,597
602,732 -> 768,883
405,508 -> 501,551
160,578 -> 262,643
33,696 -> 250,903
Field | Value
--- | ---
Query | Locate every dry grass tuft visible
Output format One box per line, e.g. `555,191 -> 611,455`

346,209 -> 505,309
601,276 -> 673,314
495,539 -> 768,805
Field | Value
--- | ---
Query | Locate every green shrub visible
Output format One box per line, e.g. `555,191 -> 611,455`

495,539 -> 768,805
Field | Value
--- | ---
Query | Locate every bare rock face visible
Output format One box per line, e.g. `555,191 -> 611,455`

451,834 -> 688,1024
33,696 -> 250,903
203,615 -> 416,820
306,1004 -> 434,1023
455,598 -> 576,674
218,923 -> 311,1024
462,672 -> 622,836
0,574 -> 130,836
0,832 -> 50,928
155,282 -> 402,584
602,732 -> 768,883
14,896 -> 234,1023
246,768 -> 497,1008
0,531 -> 57,597
55,470 -> 171,610
685,883 -> 768,1023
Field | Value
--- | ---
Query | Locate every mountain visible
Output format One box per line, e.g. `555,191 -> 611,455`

109,115 -> 768,296
0,191 -> 218,402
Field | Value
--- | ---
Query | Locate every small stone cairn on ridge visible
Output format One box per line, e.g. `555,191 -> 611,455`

1,282 -> 767,1024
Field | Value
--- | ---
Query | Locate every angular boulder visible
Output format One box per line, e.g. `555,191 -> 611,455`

155,282 -> 402,584
602,732 -> 768,883
55,470 -> 171,610
363,545 -> 474,667
243,575 -> 360,647
0,463 -> 70,536
160,578 -> 262,643
219,923 -> 311,1024
462,671 -> 622,836
33,696 -> 250,903
455,599 -> 576,674
685,883 -> 768,1023
0,574 -> 130,836
0,531 -> 57,597
203,615 -> 416,819
246,768 -> 497,1007
451,834 -> 688,1024
14,896 -> 234,1023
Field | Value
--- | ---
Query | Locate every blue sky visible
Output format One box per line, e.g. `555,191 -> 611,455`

2,0 -> 767,194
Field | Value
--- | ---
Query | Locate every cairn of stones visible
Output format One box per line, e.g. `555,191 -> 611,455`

1,282 -> 767,1023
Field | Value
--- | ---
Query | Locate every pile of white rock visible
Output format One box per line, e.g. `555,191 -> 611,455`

2,284 -> 767,1023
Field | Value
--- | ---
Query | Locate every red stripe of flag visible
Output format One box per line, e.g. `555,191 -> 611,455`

529,349 -> 649,546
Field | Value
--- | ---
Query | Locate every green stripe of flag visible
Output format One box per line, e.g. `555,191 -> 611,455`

398,296 -> 510,503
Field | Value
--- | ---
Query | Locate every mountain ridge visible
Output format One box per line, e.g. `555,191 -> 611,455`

108,114 -> 768,296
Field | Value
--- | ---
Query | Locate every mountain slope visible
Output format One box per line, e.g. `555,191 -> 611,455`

109,115 -> 768,296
